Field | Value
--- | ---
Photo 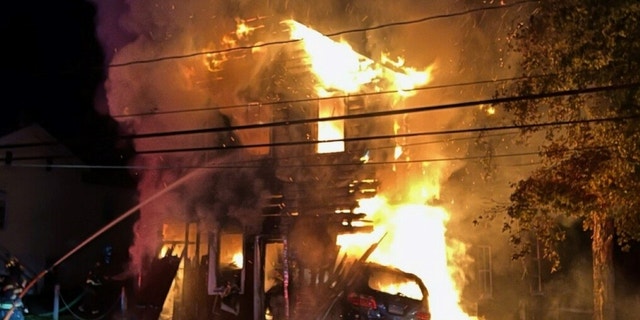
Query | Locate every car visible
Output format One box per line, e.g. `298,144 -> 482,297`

327,262 -> 431,320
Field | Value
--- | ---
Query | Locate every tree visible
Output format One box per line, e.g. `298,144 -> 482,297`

499,1 -> 640,319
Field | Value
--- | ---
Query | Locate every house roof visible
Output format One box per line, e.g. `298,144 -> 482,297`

0,124 -> 83,167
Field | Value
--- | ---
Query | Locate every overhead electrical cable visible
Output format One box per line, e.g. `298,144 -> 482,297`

108,0 -> 537,68
110,74 -> 539,119
2,82 -> 637,152
6,145 -> 610,171
0,131 -> 518,168
132,114 -> 639,154
123,82 -> 639,140
3,113 -> 633,169
0,73 -> 545,151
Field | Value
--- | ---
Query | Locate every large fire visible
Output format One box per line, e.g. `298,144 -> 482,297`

282,19 -> 433,155
338,197 -> 476,320
283,19 -> 432,95
195,18 -> 474,319
280,19 -> 475,320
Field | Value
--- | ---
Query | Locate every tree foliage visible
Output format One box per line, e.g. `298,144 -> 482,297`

500,0 -> 640,269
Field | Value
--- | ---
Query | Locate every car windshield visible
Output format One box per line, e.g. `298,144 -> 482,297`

367,268 -> 424,300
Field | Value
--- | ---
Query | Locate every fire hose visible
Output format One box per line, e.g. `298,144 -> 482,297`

2,168 -> 203,320
3,219 -> 125,320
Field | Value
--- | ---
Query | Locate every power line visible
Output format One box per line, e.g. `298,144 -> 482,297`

2,82 -> 637,152
0,73 -> 543,151
124,82 -> 639,140
5,152 -> 535,171
6,145 -> 609,172
132,114 -> 639,154
326,0 -> 536,37
5,112 -> 634,170
0,141 -> 60,150
110,75 -> 535,119
0,130 -> 518,170
1,113 -> 595,168
6,112 -> 635,170
108,0 -> 536,68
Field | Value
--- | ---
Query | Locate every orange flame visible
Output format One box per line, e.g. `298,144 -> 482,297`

283,19 -> 432,96
234,18 -> 255,39
284,19 -> 377,93
231,252 -> 244,269
285,24 -> 468,318
372,279 -> 424,301
317,98 -> 345,153
339,197 -> 476,320
282,19 -> 432,155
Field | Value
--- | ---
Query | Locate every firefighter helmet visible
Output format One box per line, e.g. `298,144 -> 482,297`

4,257 -> 19,270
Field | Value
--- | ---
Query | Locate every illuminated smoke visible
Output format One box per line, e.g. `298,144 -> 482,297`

89,0 -> 544,316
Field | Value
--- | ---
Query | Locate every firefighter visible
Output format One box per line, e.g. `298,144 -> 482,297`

0,257 -> 27,320
78,245 -> 115,315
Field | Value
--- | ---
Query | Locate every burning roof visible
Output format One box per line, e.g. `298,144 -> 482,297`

98,6 -> 480,318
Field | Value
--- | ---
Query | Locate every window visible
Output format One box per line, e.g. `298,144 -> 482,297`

263,241 -> 284,293
478,245 -> 493,298
208,232 -> 245,295
317,98 -> 345,153
219,233 -> 244,270
529,239 -> 543,295
242,102 -> 271,155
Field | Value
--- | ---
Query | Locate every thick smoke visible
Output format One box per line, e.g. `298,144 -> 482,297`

90,0 -> 285,274
87,0 -> 602,316
92,0 -> 512,290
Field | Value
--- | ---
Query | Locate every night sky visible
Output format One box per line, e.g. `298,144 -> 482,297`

0,1 -> 132,169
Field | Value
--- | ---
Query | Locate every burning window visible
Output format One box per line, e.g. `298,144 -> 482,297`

282,19 -> 431,154
209,232 -> 245,296
263,242 -> 284,293
317,98 -> 345,153
220,233 -> 244,270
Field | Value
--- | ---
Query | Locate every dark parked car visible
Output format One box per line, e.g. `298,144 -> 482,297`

328,262 -> 431,320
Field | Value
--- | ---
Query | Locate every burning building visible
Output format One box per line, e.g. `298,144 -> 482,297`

122,16 -> 444,320
90,1 -> 545,320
